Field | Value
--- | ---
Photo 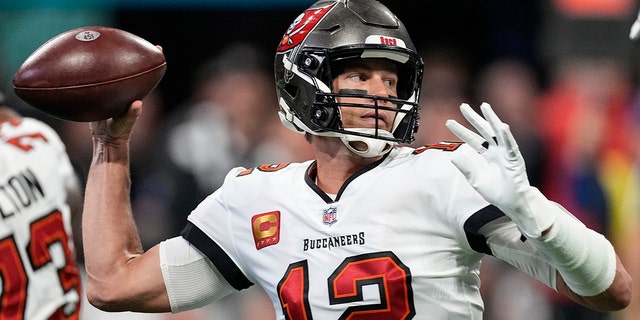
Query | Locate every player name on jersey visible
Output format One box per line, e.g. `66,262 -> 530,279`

0,168 -> 45,218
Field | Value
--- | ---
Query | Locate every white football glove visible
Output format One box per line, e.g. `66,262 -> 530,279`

445,102 -> 557,238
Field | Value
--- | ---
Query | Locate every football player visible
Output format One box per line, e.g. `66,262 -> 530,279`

81,0 -> 632,319
0,94 -> 82,319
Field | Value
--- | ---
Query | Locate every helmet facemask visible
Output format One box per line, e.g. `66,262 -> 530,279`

314,89 -> 419,152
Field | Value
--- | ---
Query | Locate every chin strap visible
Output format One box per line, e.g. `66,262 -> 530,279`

340,128 -> 396,158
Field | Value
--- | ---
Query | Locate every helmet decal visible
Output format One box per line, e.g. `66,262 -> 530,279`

277,4 -> 335,52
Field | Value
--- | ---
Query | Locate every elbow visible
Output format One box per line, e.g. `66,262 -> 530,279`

608,264 -> 634,311
86,279 -> 125,312
86,292 -> 110,311
597,289 -> 632,312
559,266 -> 633,312
612,295 -> 632,311
607,278 -> 633,311
594,270 -> 633,312
572,283 -> 632,312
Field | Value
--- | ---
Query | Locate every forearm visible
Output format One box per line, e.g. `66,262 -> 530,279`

484,208 -> 631,311
527,198 -> 632,311
80,102 -> 170,312
82,138 -> 144,305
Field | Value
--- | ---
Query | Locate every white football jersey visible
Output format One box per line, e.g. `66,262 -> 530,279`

0,117 -> 81,319
184,144 -> 517,319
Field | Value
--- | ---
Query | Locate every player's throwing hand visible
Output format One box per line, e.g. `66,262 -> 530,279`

90,100 -> 143,145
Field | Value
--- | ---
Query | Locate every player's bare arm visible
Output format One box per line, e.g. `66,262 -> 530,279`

83,101 -> 171,312
447,103 -> 632,311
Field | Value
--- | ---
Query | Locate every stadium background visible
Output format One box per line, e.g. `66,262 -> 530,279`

1,0 -> 636,116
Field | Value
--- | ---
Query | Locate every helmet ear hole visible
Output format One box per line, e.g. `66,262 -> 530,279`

310,105 -> 329,124
298,52 -> 327,79
302,55 -> 318,69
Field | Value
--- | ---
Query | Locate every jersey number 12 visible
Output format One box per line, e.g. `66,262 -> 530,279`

278,251 -> 415,319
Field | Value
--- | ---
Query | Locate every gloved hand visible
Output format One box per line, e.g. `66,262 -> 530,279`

445,102 -> 556,238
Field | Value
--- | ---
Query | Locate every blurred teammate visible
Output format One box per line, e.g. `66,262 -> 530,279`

81,0 -> 631,319
0,92 -> 82,319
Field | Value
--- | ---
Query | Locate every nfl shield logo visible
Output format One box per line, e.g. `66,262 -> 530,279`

322,207 -> 337,225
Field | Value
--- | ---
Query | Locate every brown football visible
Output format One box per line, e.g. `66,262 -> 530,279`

12,26 -> 166,122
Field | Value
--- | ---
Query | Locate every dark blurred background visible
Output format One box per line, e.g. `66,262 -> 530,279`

2,0 -> 636,116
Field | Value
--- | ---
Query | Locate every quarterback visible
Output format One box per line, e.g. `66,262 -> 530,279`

81,0 -> 632,319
